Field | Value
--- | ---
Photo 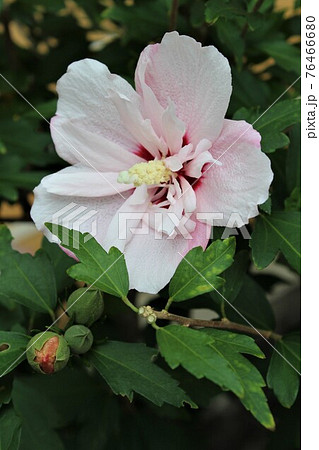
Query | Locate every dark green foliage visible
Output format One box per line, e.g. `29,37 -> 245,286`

0,226 -> 57,316
87,341 -> 194,407
267,333 -> 301,408
0,0 -> 300,447
250,212 -> 301,273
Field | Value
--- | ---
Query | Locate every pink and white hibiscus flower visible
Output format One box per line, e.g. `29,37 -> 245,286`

31,32 -> 273,294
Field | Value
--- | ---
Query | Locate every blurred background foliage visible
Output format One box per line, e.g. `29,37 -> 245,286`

0,0 -> 300,449
0,0 -> 300,214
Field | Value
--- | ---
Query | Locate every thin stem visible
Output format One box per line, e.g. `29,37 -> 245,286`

121,296 -> 139,313
169,0 -> 179,31
164,297 -> 174,311
153,309 -> 282,341
121,294 -> 281,341
151,322 -> 160,330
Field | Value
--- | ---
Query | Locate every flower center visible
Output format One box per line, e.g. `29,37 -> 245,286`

118,160 -> 172,187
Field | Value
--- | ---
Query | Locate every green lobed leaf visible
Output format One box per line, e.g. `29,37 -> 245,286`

267,333 -> 301,408
0,225 -> 57,315
233,99 -> 301,153
257,100 -> 301,151
202,328 -> 265,358
203,329 -> 275,430
46,224 -> 129,299
0,406 -> 22,450
157,325 -> 275,429
0,331 -> 29,377
250,211 -> 301,273
157,325 -> 244,398
87,341 -> 195,408
169,238 -> 236,302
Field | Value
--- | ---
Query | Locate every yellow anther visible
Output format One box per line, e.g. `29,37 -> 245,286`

118,160 -> 172,187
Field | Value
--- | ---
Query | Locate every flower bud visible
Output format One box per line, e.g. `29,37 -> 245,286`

64,325 -> 93,354
26,332 -> 70,374
66,288 -> 104,326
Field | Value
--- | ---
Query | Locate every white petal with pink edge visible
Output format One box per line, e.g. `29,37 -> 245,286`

124,219 -> 209,294
161,101 -> 186,155
41,165 -> 134,197
55,59 -> 141,152
103,186 -> 150,252
31,183 -> 126,245
135,32 -> 231,147
51,117 -> 144,170
195,119 -> 273,227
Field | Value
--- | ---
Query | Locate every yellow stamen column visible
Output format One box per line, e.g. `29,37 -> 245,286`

118,160 -> 172,187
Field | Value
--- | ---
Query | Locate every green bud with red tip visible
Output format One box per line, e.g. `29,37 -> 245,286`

66,288 -> 104,326
26,332 -> 70,374
64,325 -> 93,354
